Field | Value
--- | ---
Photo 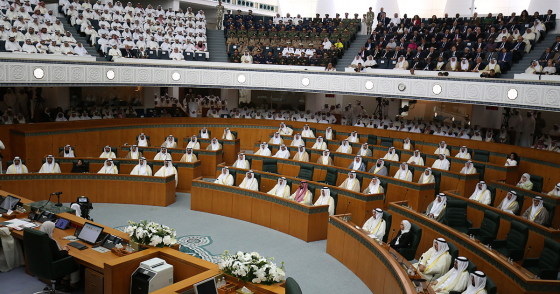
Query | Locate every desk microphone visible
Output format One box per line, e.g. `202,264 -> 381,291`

360,210 -> 370,227
544,177 -> 551,193
388,228 -> 396,244
495,190 -> 504,208
419,195 -> 428,213
454,177 -> 461,195
343,201 -> 351,221
523,246 -> 532,261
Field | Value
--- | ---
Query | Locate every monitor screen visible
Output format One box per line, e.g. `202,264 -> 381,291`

194,277 -> 218,294
0,195 -> 20,210
55,218 -> 69,229
78,197 -> 88,203
77,222 -> 104,244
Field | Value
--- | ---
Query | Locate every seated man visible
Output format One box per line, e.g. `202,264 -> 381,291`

293,146 -> 309,162
206,138 -> 222,150
434,141 -> 450,156
455,146 -> 471,159
278,122 -> 293,135
38,155 -> 61,173
312,136 -> 327,150
255,142 -> 271,156
368,159 -> 388,176
347,131 -> 359,143
98,159 -> 118,174
267,177 -> 290,198
383,147 -> 400,161
155,160 -> 178,187
469,182 -> 492,205
269,132 -> 284,145
413,238 -> 452,281
136,133 -> 150,146
360,208 -> 386,240
199,128 -> 210,138
289,180 -> 313,205
317,149 -> 334,166
426,193 -> 447,222
363,177 -> 384,194
161,135 -> 177,148
214,167 -> 234,186
496,191 -> 519,214
348,155 -> 366,171
314,187 -> 335,215
418,167 -> 435,183
186,135 -> 200,149
407,150 -> 424,166
100,145 -> 116,158
233,153 -> 250,169
336,140 -> 352,154
339,171 -> 361,192
273,144 -> 290,159
394,162 -> 413,181
130,157 -> 152,175
516,173 -> 533,190
290,133 -> 304,147
238,170 -> 259,191
393,56 -> 408,70
430,257 -> 470,294
125,145 -> 143,159
357,143 -> 372,157
522,196 -> 549,225
432,154 -> 450,170
154,147 -> 172,160
58,145 -> 75,157
180,148 -> 198,162
222,128 -> 235,140
301,124 -> 315,138
460,160 -> 477,174
547,183 -> 560,197
462,271 -> 488,294
6,157 -> 29,174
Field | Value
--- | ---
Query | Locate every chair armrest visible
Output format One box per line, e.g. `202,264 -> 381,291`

492,239 -> 506,248
509,249 -> 525,261
467,227 -> 480,235
538,269 -> 559,280
522,258 -> 539,267
466,220 -> 472,228
51,256 -> 78,276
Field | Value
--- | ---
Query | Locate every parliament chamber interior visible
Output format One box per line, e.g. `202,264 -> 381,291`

1,0 -> 560,294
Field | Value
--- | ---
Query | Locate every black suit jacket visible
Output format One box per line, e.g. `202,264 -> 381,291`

48,238 -> 69,261
389,231 -> 413,250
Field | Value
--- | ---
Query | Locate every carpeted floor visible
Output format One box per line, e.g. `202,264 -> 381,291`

0,192 -> 371,294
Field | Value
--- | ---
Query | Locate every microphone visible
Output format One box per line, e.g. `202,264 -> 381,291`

454,177 -> 461,195
523,246 -> 532,261
495,190 -> 503,208
51,192 -> 63,195
419,195 -> 427,213
544,177 -> 551,193
343,201 -> 351,222
388,228 -> 396,245
52,192 -> 63,207
360,210 -> 370,228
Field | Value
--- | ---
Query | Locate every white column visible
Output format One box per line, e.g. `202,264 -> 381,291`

221,89 -> 238,108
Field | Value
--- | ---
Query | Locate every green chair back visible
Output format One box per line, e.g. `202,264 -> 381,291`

473,162 -> 486,182
23,228 -> 77,281
473,150 -> 490,162
485,275 -> 498,294
466,260 -> 477,273
298,165 -> 314,181
504,220 -> 529,260
323,167 -> 338,186
399,223 -> 422,260
147,162 -> 154,172
230,131 -> 238,139
443,199 -> 470,234
478,210 -> 500,244
538,238 -> 560,274
112,161 -> 121,171
432,170 -> 442,194
262,159 -> 278,174
446,241 -> 459,270
381,211 -> 392,243
380,138 -> 393,148
367,134 -> 377,145
487,185 -> 496,207
285,277 -> 303,294
542,202 -> 555,227
329,190 -> 338,214
529,174 -> 544,193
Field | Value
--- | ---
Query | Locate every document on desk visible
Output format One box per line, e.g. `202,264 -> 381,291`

2,219 -> 38,228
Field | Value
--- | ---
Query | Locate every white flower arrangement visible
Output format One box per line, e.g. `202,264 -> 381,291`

124,220 -> 177,248
218,250 -> 286,285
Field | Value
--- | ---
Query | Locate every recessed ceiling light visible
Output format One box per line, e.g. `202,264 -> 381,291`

301,77 -> 310,86
172,72 -> 181,81
507,88 -> 518,100
365,81 -> 374,90
237,74 -> 246,83
106,70 -> 115,80
33,68 -> 44,79
432,84 -> 442,95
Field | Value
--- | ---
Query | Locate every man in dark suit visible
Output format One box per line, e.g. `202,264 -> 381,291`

551,36 -> 560,52
510,36 -> 526,62
462,48 -> 473,61
540,47 -> 554,63
136,47 -> 148,58
497,47 -> 512,71
485,47 -> 500,62
485,27 -> 499,42
496,36 -> 512,51
421,57 -> 434,70
122,45 -> 135,58
378,12 -> 389,26
448,45 -> 461,59
469,27 -> 486,41
543,10 -> 556,30
471,57 -> 484,72
472,47 -> 485,61
403,47 -> 414,60
413,47 -> 425,60
470,12 -> 481,25
439,37 -> 450,51
453,38 -> 465,51
437,47 -> 449,60
377,8 -> 385,22
424,46 -> 436,61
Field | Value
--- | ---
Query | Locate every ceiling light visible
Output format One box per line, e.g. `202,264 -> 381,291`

33,68 -> 44,79
365,81 -> 374,90
237,74 -> 246,83
106,70 -> 115,80
432,84 -> 442,95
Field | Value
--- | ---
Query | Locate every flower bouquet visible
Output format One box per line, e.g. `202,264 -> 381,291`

218,251 -> 285,285
124,220 -> 177,248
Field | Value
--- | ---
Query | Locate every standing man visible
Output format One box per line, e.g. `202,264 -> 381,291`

216,0 -> 225,30
366,7 -> 375,35
519,111 -> 536,147
533,111 -> 546,145
508,109 -> 523,146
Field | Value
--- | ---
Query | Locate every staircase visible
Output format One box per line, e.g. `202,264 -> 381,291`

335,34 -> 369,72
58,17 -> 106,62
501,33 -> 559,79
206,29 -> 228,62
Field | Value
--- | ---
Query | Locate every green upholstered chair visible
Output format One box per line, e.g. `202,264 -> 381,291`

487,185 -> 496,207
318,167 -> 338,186
227,169 -> 237,182
198,130 -> 211,138
473,162 -> 485,182
431,170 -> 442,194
262,159 -> 278,174
111,161 -> 120,172
492,220 -> 529,261
542,202 -> 555,227
146,162 -> 154,172
23,228 -> 79,294
473,150 -> 490,162
399,223 -> 422,261
381,211 -> 392,243
443,199 -> 471,234
467,210 -> 500,245
285,277 -> 303,294
485,275 -> 498,294
529,174 -> 544,193
329,190 -> 338,213
230,131 -> 238,139
380,138 -> 393,147
298,165 -> 314,181
446,241 -> 459,270
253,173 -> 262,190
367,134 -> 377,145
72,160 -> 89,172
522,238 -> 560,279
420,153 -> 426,165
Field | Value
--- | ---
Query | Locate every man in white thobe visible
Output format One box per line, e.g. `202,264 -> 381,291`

519,111 -> 536,147
267,177 -> 290,198
38,155 -> 61,173
98,159 -> 118,174
214,167 -> 234,186
6,157 -> 29,174
413,238 -> 452,281
430,257 -> 470,294
238,170 -> 259,191
154,160 -> 177,187
360,208 -> 386,241
130,157 -> 152,175
100,146 -> 116,158
154,147 -> 172,161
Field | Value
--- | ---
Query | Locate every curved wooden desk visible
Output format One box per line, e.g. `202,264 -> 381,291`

53,157 -> 201,192
0,173 -> 176,206
327,214 -> 421,294
219,164 -> 384,224
191,179 -> 329,242
244,154 -> 436,212
388,202 -> 560,294
182,138 -> 240,165
6,118 -> 560,192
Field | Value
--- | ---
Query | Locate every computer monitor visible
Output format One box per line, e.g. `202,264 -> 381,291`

77,222 -> 104,244
194,277 -> 218,294
0,195 -> 20,211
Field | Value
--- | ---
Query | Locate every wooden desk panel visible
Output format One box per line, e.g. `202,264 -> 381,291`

388,203 -> 560,294
0,174 -> 175,207
184,138 -> 240,166
191,180 -> 329,242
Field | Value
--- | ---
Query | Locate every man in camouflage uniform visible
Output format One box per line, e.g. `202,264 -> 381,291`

216,1 -> 225,30
366,7 -> 375,35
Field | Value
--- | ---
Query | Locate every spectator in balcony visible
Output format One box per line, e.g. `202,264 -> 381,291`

479,58 -> 500,76
525,60 -> 542,74
108,44 -> 122,60
241,50 -> 252,64
542,60 -> 557,75
521,28 -> 535,52
444,57 -> 459,71
349,55 -> 364,68
393,56 -> 408,70
22,39 -> 38,53
73,42 -> 88,56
